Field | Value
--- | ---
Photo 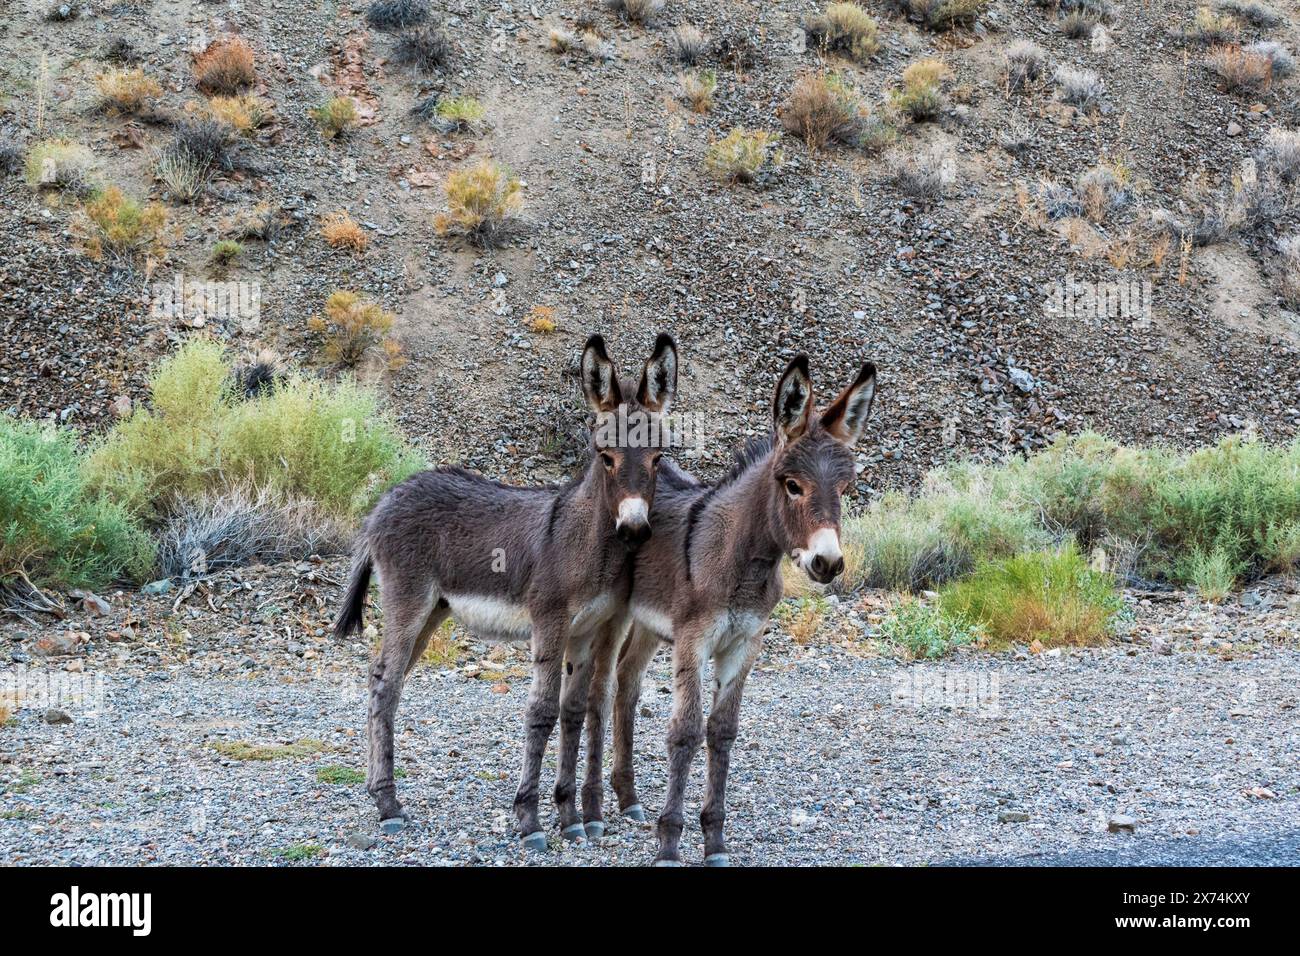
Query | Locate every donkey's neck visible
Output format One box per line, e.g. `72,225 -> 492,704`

566,457 -> 619,546
702,452 -> 785,570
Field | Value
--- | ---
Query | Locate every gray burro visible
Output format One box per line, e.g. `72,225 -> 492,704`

334,333 -> 680,849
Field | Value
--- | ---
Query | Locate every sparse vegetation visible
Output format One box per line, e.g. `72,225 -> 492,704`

24,139 -> 93,194
804,3 -> 883,64
434,159 -> 524,247
320,210 -> 369,252
308,290 -> 404,370
704,128 -> 783,185
1246,41 -> 1295,79
153,149 -> 209,204
316,765 -> 366,785
1189,6 -> 1238,43
101,36 -> 140,64
194,37 -> 256,96
311,97 -> 359,139
775,595 -> 828,644
882,0 -> 989,31
365,0 -> 430,30
1256,128 -> 1300,182
212,738 -> 332,761
205,94 -> 273,136
210,239 -> 243,266
780,71 -> 865,152
879,599 -> 985,659
1279,235 -> 1300,308
1060,11 -> 1098,39
527,305 -> 557,334
892,146 -> 954,203
680,70 -> 717,113
548,27 -> 614,61
85,339 -> 424,522
605,0 -> 664,25
1003,41 -> 1046,91
891,58 -> 951,122
1219,1 -> 1283,28
95,68 -> 161,115
425,95 -> 487,134
1053,65 -> 1105,110
394,24 -> 453,73
938,545 -> 1123,649
1206,44 -> 1274,94
79,186 -> 169,261
1077,162 -> 1129,221
1037,177 -> 1083,220
666,24 -> 708,65
0,416 -> 155,591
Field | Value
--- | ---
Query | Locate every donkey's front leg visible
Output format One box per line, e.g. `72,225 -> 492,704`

514,616 -> 566,851
655,632 -> 705,866
553,633 -> 596,843
579,621 -> 628,839
700,631 -> 762,867
610,625 -> 660,822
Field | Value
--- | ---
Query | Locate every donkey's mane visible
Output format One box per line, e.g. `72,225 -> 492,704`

714,434 -> 773,490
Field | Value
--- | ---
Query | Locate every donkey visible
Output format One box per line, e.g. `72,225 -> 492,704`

596,355 -> 877,865
333,333 -> 679,848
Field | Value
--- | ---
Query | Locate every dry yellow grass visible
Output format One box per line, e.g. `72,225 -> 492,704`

434,159 -> 523,246
320,210 -> 369,252
205,94 -> 273,134
311,96 -> 359,139
527,305 -> 557,334
194,37 -> 256,95
81,185 -> 168,260
96,68 -> 161,114
308,289 -> 404,369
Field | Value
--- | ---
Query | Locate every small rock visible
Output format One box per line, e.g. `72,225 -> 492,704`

1226,121 -> 1243,137
1108,814 -> 1137,833
998,810 -> 1030,823
109,395 -> 133,418
81,593 -> 112,617
142,579 -> 173,596
43,708 -> 74,725
346,832 -> 378,850
31,632 -> 86,657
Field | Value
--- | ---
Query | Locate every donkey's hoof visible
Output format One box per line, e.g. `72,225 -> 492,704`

379,817 -> 406,835
561,823 -> 587,844
584,821 -> 605,841
652,858 -> 683,867
623,803 -> 646,823
703,853 -> 731,868
520,831 -> 548,852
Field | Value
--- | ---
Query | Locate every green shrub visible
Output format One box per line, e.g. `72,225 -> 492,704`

703,128 -> 783,184
85,339 -> 424,522
0,417 -> 154,589
938,545 -> 1123,649
878,599 -> 984,659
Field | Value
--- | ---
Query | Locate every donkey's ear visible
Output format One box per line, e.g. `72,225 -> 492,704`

772,354 -> 813,444
581,334 -> 623,413
820,362 -> 877,446
636,332 -> 677,413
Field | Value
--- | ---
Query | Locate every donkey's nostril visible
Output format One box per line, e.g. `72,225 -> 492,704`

830,556 -> 845,578
616,522 -> 651,548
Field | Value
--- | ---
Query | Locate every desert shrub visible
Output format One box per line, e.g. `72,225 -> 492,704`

805,3 -> 882,64
156,484 -> 348,581
0,133 -> 23,175
939,545 -> 1123,649
891,58 -> 950,122
704,128 -> 783,184
605,0 -> 664,25
311,97 -> 359,139
773,595 -> 828,644
45,2 -> 80,21
1256,128 -> 1300,183
1053,65 -> 1104,110
1219,0 -> 1282,26
153,149 -> 208,203
1059,0 -> 1115,19
434,158 -> 523,246
234,202 -> 282,242
548,28 -> 614,60
95,68 -> 161,115
1003,40 -> 1046,91
879,599 -> 985,659
1060,11 -> 1097,39
1189,6 -> 1238,43
1279,235 -> 1300,308
101,36 -> 140,64
1181,160 -> 1293,244
320,210 -> 369,252
194,37 -> 256,95
85,339 -> 424,522
80,186 -> 168,261
205,94 -> 273,135
780,71 -> 864,151
394,24 -> 452,73
1077,162 -> 1130,220
1247,41 -> 1295,78
680,70 -> 717,113
164,119 -> 238,172
24,139 -> 93,194
366,0 -> 430,29
1,417 -> 155,590
892,146 -> 955,203
1179,546 -> 1237,601
308,290 -> 403,369
426,95 -> 487,133
211,239 -> 243,266
667,24 -> 708,65
1037,177 -> 1083,219
882,0 -> 988,31
1206,43 -> 1273,93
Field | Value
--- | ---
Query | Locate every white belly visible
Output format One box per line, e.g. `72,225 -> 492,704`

570,592 -> 619,633
630,603 -> 674,639
445,593 -> 532,641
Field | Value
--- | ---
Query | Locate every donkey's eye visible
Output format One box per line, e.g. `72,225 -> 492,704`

784,479 -> 804,498
599,452 -> 615,470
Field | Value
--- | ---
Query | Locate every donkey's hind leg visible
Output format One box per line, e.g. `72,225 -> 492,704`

610,625 -> 660,823
367,574 -> 445,832
579,622 -> 629,839
513,614 -> 566,851
553,633 -> 597,842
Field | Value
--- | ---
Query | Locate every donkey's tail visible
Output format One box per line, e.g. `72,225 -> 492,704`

333,542 -> 373,640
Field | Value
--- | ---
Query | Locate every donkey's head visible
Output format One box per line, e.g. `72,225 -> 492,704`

581,332 -> 678,549
768,355 -> 877,584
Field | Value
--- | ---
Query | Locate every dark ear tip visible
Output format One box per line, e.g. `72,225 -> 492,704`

652,332 -> 676,355
860,361 -> 877,381
786,353 -> 811,376
583,333 -> 609,358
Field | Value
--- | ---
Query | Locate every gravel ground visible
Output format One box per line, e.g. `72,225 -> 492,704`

3,576 -> 1298,867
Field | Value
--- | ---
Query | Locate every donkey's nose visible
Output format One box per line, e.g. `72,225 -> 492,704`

616,521 -> 651,548
809,553 -> 844,583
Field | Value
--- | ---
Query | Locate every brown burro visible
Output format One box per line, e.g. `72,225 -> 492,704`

587,355 -> 878,866
334,333 -> 679,849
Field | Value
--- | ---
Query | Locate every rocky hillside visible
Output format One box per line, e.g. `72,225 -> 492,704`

1,0 -> 1298,493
